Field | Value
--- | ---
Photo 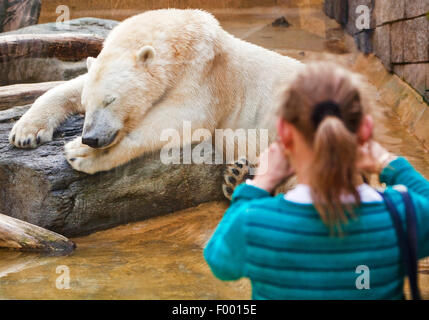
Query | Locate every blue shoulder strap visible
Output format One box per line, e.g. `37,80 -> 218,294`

401,191 -> 420,300
379,189 -> 421,300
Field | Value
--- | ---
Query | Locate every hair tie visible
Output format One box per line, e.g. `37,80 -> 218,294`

311,100 -> 342,128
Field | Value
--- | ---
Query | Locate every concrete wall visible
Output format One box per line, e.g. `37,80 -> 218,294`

324,0 -> 429,103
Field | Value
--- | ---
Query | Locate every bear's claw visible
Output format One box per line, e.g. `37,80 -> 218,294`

222,158 -> 255,200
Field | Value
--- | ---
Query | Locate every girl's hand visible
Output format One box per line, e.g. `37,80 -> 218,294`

252,142 -> 295,193
357,140 -> 396,174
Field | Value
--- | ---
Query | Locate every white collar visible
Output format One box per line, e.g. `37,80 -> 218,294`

284,184 -> 383,204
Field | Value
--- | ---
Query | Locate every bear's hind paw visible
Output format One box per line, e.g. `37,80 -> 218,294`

222,158 -> 255,200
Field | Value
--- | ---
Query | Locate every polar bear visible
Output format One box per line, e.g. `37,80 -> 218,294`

9,9 -> 303,180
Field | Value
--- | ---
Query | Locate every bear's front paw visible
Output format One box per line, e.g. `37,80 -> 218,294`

9,118 -> 54,149
64,137 -> 102,174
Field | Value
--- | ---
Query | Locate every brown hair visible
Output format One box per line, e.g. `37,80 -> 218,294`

278,62 -> 368,231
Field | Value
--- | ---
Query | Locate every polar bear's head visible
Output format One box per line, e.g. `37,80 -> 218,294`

80,9 -> 221,149
80,45 -> 165,149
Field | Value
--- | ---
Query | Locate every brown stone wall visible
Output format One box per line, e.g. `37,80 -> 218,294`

324,0 -> 429,103
36,0 -> 325,25
38,0 -> 322,23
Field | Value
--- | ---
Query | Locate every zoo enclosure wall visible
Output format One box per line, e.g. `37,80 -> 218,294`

38,0 -> 324,23
324,0 -> 429,103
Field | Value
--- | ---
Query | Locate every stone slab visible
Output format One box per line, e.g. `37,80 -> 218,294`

0,106 -> 225,237
403,16 -> 429,63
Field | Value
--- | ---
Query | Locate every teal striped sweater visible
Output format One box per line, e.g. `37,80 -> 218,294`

204,158 -> 429,299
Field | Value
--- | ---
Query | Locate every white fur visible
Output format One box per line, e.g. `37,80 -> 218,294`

86,57 -> 96,71
137,46 -> 156,63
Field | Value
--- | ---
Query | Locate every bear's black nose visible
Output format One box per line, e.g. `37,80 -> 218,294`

82,137 -> 99,148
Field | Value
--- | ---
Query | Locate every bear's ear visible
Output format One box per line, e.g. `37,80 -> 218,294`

87,57 -> 96,71
137,45 -> 156,64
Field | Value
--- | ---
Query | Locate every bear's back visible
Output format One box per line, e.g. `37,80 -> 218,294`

103,9 -> 222,53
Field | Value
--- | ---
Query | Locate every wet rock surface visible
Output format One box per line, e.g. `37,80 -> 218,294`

0,105 -> 225,237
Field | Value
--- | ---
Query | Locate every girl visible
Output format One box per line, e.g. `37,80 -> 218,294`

204,62 -> 429,299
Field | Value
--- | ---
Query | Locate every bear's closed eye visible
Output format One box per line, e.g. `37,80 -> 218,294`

104,97 -> 116,107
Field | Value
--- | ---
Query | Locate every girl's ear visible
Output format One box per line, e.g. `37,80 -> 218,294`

277,117 -> 293,149
137,45 -> 156,64
358,115 -> 374,144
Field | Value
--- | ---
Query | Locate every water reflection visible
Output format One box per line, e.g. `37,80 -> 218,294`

0,202 -> 250,299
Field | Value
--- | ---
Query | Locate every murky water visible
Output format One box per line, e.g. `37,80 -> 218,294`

0,202 -> 250,299
1,4 -> 429,299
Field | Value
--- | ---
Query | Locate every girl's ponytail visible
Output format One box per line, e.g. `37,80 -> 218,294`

310,116 -> 360,230
278,62 -> 367,231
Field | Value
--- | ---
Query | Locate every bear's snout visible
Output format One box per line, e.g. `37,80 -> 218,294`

82,108 -> 121,149
82,130 -> 119,149
82,136 -> 100,148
